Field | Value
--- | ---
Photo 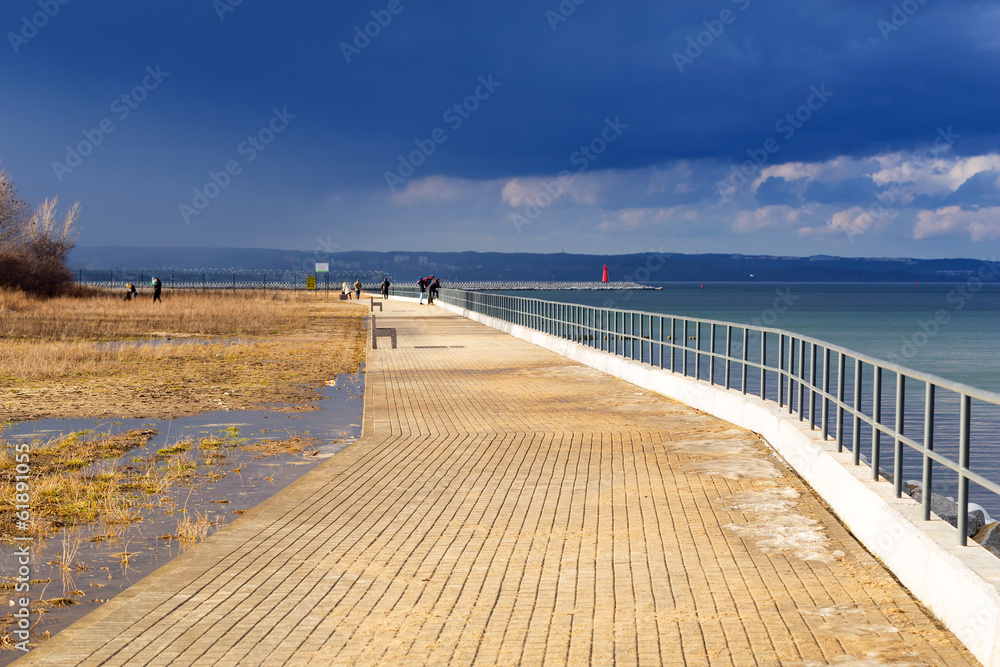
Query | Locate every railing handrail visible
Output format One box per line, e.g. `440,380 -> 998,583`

439,287 -> 1000,405
436,287 -> 1000,547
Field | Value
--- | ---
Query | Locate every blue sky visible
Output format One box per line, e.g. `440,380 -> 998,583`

2,0 -> 1000,258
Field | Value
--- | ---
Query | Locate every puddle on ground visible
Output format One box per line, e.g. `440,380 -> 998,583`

90,336 -> 253,352
0,370 -> 364,660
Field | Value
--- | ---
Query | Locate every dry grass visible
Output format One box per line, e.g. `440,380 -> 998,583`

0,429 -> 158,537
0,287 -> 367,421
0,287 -> 313,340
175,511 -> 218,547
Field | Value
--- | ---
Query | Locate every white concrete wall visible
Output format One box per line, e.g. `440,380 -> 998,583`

437,299 -> 1000,667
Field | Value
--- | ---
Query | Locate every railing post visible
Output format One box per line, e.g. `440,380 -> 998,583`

871,365 -> 882,481
695,322 -> 702,380
798,338 -> 806,420
853,358 -> 862,465
810,343 -> 818,430
894,373 -> 905,498
787,336 -> 795,414
779,335 -> 785,407
682,320 -> 689,377
669,318 -> 675,372
633,312 -> 639,360
822,347 -> 830,439
725,325 -> 732,390
741,328 -> 749,395
710,323 -> 717,386
922,383 -> 934,521
657,316 -> 664,368
760,332 -> 767,401
958,394 -> 971,546
836,353 -> 845,451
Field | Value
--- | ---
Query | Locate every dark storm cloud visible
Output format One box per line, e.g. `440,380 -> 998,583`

1,0 -> 999,255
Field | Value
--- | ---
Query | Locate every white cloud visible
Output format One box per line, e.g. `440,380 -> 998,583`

732,205 -> 802,233
595,206 -> 693,232
797,205 -> 895,237
387,175 -> 489,206
755,156 -> 874,190
869,154 -> 1000,195
500,173 -> 606,208
646,161 -> 695,195
913,206 -> 1000,241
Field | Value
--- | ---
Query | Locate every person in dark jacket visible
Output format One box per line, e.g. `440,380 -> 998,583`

429,276 -> 440,304
418,277 -> 427,304
151,276 -> 162,303
381,276 -> 390,299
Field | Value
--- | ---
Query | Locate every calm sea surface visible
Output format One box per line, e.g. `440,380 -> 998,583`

507,282 -> 1000,516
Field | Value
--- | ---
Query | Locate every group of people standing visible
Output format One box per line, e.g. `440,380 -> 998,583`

123,276 -> 162,302
418,275 -> 440,304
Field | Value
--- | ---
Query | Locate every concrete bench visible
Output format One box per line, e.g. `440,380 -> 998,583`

370,315 -> 397,349
370,297 -> 382,312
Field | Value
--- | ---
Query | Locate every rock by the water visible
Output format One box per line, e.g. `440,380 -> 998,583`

974,522 -> 1000,558
909,488 -> 986,538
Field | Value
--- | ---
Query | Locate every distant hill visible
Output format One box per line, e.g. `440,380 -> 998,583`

68,247 -> 998,283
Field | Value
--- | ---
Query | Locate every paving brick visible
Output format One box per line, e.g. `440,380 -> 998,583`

14,300 -> 979,666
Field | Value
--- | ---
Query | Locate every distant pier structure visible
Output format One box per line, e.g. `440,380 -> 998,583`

441,281 -> 658,291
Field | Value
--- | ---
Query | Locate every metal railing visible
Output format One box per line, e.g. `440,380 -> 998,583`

438,288 -> 1000,546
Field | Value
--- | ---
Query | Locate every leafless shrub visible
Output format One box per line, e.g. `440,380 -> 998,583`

0,162 -> 81,296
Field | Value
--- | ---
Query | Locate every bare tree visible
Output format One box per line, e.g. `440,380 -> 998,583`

25,197 -> 81,264
0,162 -> 82,295
0,163 -> 31,246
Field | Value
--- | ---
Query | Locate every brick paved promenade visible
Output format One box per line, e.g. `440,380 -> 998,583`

19,301 -> 976,665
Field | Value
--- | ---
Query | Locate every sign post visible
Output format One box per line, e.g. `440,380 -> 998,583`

315,263 -> 329,296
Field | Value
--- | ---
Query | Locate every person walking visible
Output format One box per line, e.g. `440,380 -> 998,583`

354,278 -> 362,300
381,276 -> 390,299
124,282 -> 137,301
151,276 -> 162,303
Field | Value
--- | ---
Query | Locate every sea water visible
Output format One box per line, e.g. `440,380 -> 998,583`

506,282 -> 1000,516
